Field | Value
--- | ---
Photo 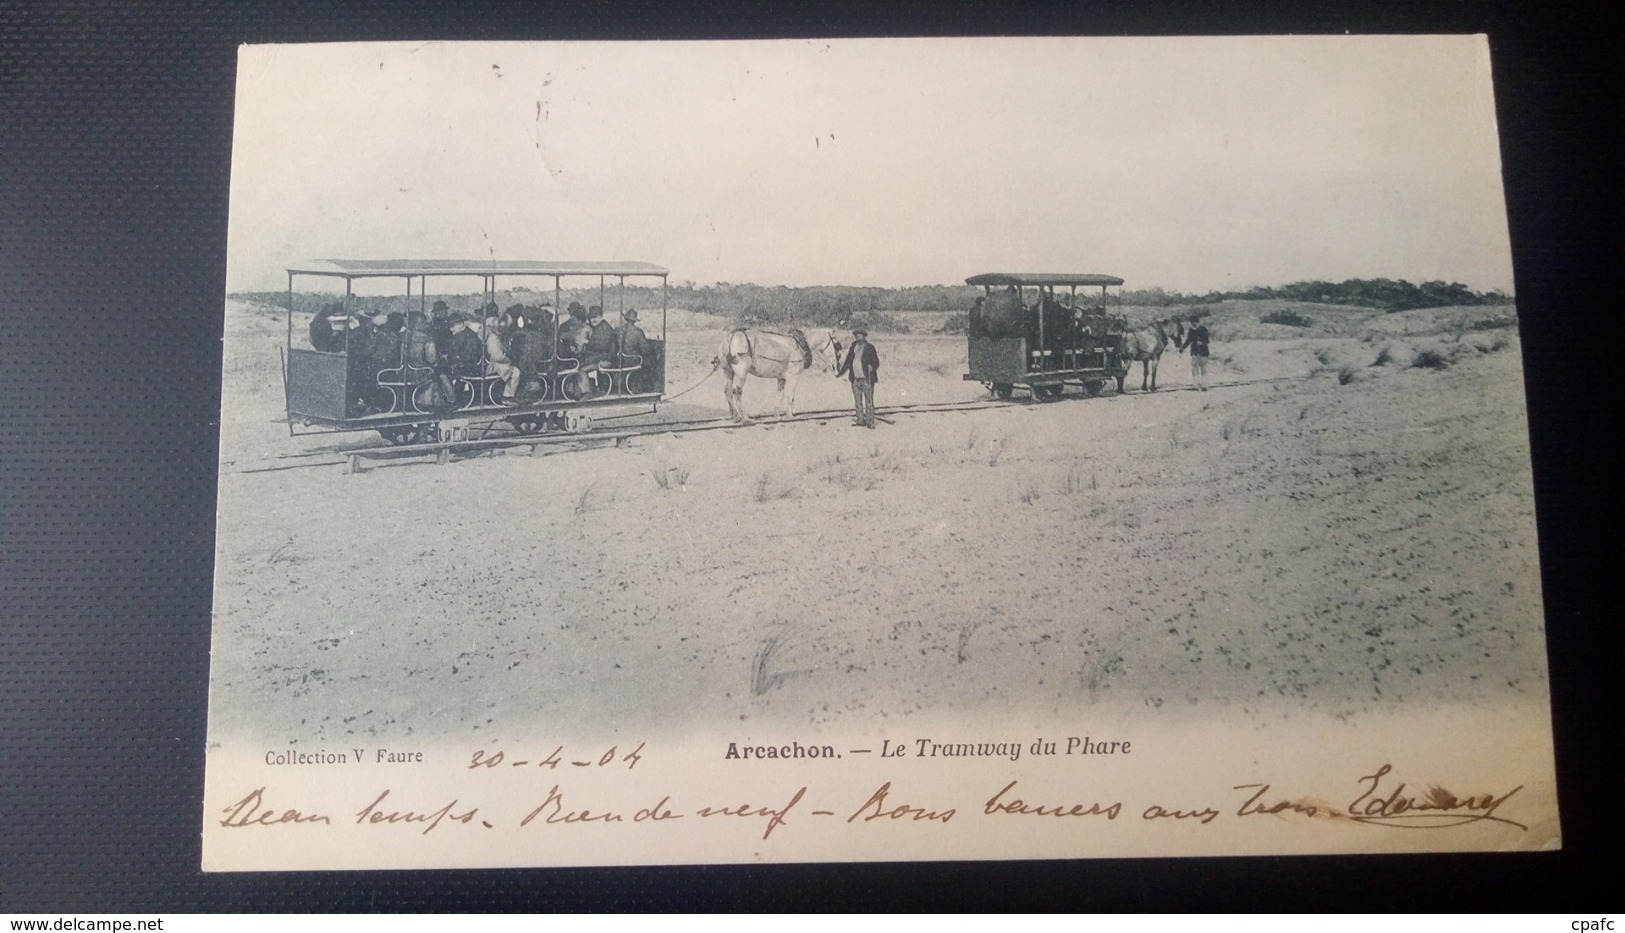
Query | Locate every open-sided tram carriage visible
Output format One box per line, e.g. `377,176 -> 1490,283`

282,260 -> 669,444
961,272 -> 1129,400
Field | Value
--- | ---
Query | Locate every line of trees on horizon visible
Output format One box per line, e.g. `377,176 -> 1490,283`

234,277 -> 1512,333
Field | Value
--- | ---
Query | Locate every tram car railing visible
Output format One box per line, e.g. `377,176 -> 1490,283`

960,272 -> 1128,399
280,260 -> 670,440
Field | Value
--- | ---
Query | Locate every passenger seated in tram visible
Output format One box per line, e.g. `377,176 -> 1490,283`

359,311 -> 405,413
557,302 -> 588,360
428,300 -> 454,357
309,301 -> 352,352
981,286 -> 1024,339
530,304 -> 557,359
337,309 -> 385,416
473,313 -> 523,406
442,313 -> 485,378
618,308 -> 649,365
402,312 -> 448,409
506,307 -> 553,404
577,305 -> 620,397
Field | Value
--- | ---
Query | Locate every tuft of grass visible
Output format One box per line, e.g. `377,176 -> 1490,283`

1221,420 -> 1234,440
753,471 -> 795,503
1060,465 -> 1091,495
1018,483 -> 1042,506
1410,348 -> 1450,370
965,428 -> 980,450
267,541 -> 300,565
825,463 -> 879,492
1337,365 -> 1358,385
572,481 -> 611,520
652,464 -> 689,490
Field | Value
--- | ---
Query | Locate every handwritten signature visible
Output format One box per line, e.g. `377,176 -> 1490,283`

1345,764 -> 1525,830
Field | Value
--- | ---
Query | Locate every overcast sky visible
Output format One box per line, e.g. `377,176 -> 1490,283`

226,37 -> 1514,294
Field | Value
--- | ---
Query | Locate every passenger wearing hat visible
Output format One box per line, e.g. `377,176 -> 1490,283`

428,300 -> 454,356
557,301 -> 589,357
576,305 -> 619,396
836,326 -> 880,429
308,301 -> 351,352
618,307 -> 649,366
359,311 -> 404,413
443,312 -> 484,378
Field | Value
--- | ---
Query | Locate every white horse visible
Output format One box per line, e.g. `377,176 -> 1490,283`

1118,319 -> 1177,392
713,327 -> 840,422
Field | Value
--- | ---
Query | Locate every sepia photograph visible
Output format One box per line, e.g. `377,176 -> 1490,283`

201,37 -> 1558,870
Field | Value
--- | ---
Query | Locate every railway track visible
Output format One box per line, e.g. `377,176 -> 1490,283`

230,396 -> 1035,475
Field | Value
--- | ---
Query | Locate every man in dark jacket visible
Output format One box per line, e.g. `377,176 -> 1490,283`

578,305 -> 619,396
360,311 -> 404,413
836,327 -> 880,428
618,308 -> 649,363
429,300 -> 454,359
443,313 -> 485,378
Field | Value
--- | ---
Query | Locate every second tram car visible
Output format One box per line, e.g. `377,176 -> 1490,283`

962,272 -> 1129,400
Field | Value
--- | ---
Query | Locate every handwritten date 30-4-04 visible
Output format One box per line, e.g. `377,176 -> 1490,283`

216,763 -> 1527,841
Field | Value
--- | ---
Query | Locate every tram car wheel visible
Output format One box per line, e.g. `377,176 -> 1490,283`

507,415 -> 546,436
992,383 -> 1014,400
378,424 -> 430,445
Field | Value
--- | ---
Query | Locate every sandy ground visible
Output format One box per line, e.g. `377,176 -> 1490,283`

207,301 -> 1549,744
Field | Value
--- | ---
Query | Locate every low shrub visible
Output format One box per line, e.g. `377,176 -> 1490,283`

1260,309 -> 1314,327
1411,348 -> 1450,370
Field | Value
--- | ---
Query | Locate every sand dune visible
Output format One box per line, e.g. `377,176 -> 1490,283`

207,301 -> 1548,744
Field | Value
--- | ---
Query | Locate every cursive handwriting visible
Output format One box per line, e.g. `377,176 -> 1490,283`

696,786 -> 807,840
846,782 -> 955,824
1142,803 -> 1220,825
521,785 -> 627,827
983,780 -> 1122,820
1233,783 -> 1322,819
219,787 -> 331,827
1347,764 -> 1525,830
355,789 -> 486,835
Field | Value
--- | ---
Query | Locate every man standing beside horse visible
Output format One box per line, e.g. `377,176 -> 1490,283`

836,327 -> 881,429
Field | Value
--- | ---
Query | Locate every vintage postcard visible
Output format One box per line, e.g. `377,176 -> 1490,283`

204,37 -> 1557,870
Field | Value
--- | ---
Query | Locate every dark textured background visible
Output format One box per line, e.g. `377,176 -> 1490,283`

1,1 -> 1618,912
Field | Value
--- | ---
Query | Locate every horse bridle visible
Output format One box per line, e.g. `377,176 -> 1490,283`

812,329 -> 842,369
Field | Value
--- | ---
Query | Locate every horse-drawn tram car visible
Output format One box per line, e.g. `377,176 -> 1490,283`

282,259 -> 669,444
962,272 -> 1129,400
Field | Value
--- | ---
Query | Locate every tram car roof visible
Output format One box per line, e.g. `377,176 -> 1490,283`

965,273 -> 1125,288
287,259 -> 670,279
